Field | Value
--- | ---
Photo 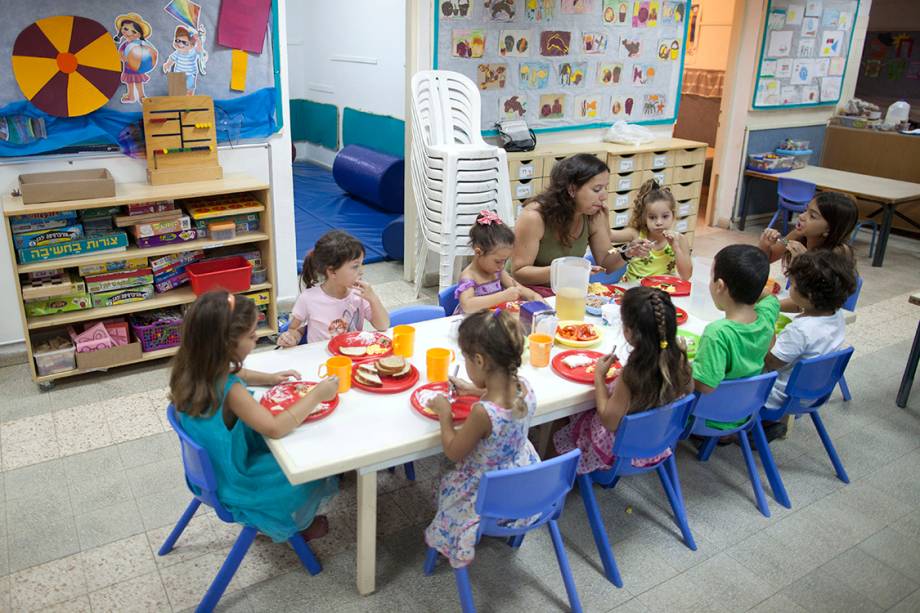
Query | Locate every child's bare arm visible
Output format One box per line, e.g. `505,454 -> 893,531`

458,278 -> 520,312
237,368 -> 299,386
225,378 -> 339,439
428,396 -> 491,462
666,231 -> 693,280
503,271 -> 544,303
609,227 -> 638,245
277,316 -> 306,347
762,352 -> 788,373
354,280 -> 390,330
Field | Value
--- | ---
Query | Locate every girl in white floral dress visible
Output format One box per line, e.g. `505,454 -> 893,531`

424,309 -> 539,568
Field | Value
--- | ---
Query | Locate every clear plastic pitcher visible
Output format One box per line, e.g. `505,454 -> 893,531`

550,256 -> 590,321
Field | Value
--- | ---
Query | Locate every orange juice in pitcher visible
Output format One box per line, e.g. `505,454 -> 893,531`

555,287 -> 586,321
550,257 -> 590,322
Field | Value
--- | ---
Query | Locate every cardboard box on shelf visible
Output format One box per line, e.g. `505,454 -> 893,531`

18,169 -> 115,205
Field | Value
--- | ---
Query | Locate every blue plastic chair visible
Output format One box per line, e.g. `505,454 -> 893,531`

850,219 -> 878,258
439,284 -> 460,316
683,372 -> 784,517
585,253 -> 627,284
389,305 -> 445,327
159,406 -> 321,612
577,395 -> 697,587
423,449 -> 584,613
386,305 -> 446,481
769,178 -> 816,235
760,347 -> 855,505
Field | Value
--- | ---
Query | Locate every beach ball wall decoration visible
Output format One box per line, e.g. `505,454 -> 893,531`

12,16 -> 121,117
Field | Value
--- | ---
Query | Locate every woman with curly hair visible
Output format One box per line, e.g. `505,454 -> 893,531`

511,154 -> 649,295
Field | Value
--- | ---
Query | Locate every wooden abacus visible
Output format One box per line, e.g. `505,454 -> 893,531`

142,95 -> 223,186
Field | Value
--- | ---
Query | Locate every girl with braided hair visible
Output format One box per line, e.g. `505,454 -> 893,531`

424,309 -> 540,568
554,286 -> 693,474
611,178 -> 693,282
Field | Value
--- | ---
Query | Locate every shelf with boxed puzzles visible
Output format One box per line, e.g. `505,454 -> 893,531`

2,173 -> 279,385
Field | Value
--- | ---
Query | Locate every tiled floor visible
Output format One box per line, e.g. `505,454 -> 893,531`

1,223 -> 918,612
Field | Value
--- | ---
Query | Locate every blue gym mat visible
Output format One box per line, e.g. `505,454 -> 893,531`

293,161 -> 398,267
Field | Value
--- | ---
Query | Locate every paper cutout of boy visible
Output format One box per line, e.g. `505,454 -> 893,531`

163,25 -> 207,95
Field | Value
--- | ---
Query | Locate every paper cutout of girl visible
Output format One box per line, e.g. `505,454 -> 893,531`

114,13 -> 158,104
163,25 -> 208,95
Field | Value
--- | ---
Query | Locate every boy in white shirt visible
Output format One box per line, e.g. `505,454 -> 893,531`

763,250 -> 857,416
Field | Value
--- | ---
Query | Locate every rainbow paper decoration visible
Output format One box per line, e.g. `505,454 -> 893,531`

164,0 -> 201,29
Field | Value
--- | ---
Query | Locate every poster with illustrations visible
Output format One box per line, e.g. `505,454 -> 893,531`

435,0 -> 690,131
114,13 -> 159,104
753,0 -> 858,108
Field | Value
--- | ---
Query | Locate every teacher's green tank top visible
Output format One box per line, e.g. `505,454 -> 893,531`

534,214 -> 591,267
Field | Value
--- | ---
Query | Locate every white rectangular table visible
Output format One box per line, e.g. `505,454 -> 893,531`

244,263 -> 720,595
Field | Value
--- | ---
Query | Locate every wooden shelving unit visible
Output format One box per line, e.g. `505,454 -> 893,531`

2,173 -> 279,386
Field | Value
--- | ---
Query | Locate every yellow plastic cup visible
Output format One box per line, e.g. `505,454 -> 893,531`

392,325 -> 416,357
426,347 -> 455,382
529,333 -> 553,368
318,356 -> 352,393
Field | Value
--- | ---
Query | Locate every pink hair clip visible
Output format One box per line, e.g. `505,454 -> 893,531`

477,210 -> 503,225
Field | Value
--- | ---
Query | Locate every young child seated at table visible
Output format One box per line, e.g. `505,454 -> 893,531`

693,244 -> 782,437
758,191 -> 857,311
424,309 -> 540,568
611,179 -> 692,282
453,210 -> 543,314
553,286 -> 693,474
277,230 -> 389,346
763,250 -> 856,411
170,290 -> 339,542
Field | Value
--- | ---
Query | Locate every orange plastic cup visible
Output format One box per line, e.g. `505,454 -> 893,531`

426,347 -> 455,382
318,356 -> 352,393
392,325 -> 416,357
529,333 -> 553,368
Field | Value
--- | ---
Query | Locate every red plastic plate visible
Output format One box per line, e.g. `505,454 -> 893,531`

327,331 -> 393,360
259,381 -> 339,423
676,306 -> 688,326
551,350 -> 622,385
351,362 -> 420,393
410,382 -> 478,422
641,275 -> 691,296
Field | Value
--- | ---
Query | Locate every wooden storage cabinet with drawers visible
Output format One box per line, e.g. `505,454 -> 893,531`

504,139 -> 706,245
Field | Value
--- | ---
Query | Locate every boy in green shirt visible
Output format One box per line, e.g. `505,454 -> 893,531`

694,244 -> 780,432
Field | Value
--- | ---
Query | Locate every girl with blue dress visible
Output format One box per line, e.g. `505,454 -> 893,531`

168,290 -> 338,542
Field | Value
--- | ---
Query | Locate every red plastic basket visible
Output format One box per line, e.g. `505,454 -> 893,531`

186,256 -> 253,295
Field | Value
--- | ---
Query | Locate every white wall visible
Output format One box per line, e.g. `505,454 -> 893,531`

0,0 -> 297,347
287,0 -> 407,167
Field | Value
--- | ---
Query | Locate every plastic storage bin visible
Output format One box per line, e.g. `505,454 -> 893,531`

250,266 -> 267,284
33,335 -> 76,376
130,309 -> 183,352
746,153 -> 794,173
187,256 -> 253,295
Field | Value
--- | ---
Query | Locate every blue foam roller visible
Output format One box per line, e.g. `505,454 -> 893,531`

382,215 -> 404,261
332,145 -> 405,214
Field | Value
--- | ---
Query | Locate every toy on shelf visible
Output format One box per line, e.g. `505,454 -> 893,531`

142,95 -> 222,185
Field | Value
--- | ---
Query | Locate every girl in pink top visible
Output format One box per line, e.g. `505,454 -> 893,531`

277,231 -> 390,346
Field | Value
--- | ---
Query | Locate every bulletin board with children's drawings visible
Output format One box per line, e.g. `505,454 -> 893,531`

434,0 -> 692,134
752,0 -> 860,109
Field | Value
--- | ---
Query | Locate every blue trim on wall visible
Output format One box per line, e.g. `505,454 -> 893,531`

751,0 -> 861,110
432,0 -> 691,136
342,108 -> 405,157
272,0 -> 284,131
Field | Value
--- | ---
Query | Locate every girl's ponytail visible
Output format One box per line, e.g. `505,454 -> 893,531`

300,250 -> 317,290
649,290 -> 673,403
300,231 -> 366,290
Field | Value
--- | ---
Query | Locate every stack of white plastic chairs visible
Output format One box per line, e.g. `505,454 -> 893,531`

409,70 -> 513,296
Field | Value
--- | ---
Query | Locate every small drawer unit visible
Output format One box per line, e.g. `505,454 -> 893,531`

608,153 -> 645,173
510,177 -> 542,201
643,168 -> 672,186
508,157 -> 544,181
669,181 -> 702,201
609,189 -> 638,211
675,147 -> 706,166
676,198 -> 699,219
609,209 -> 631,229
644,150 -> 674,169
672,164 -> 705,184
609,170 -> 643,192
674,214 -> 697,234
